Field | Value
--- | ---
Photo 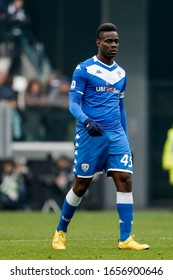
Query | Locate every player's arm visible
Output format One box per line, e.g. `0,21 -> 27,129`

69,91 -> 88,123
119,97 -> 129,139
69,65 -> 103,136
69,65 -> 88,123
119,75 -> 129,138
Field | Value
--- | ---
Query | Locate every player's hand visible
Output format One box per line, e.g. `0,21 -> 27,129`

84,118 -> 103,136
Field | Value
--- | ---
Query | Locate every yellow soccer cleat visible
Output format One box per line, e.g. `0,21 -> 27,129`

118,235 -> 149,250
52,230 -> 66,250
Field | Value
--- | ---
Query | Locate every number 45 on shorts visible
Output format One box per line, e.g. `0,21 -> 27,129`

120,154 -> 133,168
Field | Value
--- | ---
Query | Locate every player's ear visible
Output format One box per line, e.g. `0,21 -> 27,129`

96,39 -> 100,47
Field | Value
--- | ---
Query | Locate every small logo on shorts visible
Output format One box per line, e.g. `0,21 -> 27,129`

81,163 -> 89,172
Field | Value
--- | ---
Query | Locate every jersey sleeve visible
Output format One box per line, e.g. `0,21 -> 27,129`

119,75 -> 127,99
69,64 -> 88,123
70,63 -> 87,95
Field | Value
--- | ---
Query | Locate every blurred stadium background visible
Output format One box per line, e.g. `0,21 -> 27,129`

0,0 -> 173,211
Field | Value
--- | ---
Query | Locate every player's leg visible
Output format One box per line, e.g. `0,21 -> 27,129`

52,176 -> 92,249
105,135 -> 134,244
56,176 -> 92,234
112,170 -> 149,250
105,150 -> 149,250
112,170 -> 134,242
52,129 -> 108,249
105,131 -> 149,250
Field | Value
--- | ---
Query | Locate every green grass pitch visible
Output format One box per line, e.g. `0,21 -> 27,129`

0,210 -> 172,260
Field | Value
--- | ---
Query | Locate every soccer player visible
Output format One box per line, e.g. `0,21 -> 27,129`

52,23 -> 149,250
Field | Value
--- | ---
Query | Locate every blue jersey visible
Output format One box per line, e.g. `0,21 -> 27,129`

69,55 -> 127,131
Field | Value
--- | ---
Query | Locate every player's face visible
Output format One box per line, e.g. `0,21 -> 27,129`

97,31 -> 119,63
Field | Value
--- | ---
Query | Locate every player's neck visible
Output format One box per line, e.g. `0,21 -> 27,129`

96,54 -> 114,66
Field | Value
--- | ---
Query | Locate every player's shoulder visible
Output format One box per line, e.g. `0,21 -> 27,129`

74,56 -> 95,71
114,62 -> 126,76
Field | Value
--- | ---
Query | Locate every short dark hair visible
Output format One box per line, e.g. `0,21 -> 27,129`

96,23 -> 117,39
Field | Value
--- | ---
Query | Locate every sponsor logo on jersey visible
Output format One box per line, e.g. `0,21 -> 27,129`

96,86 -> 120,93
81,163 -> 89,172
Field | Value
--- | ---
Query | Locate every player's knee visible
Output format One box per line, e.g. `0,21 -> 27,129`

121,172 -> 131,182
121,173 -> 132,192
115,172 -> 132,192
73,182 -> 89,197
73,177 -> 91,197
73,186 -> 87,197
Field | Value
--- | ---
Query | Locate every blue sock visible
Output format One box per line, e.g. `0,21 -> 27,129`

116,192 -> 133,242
57,188 -> 82,233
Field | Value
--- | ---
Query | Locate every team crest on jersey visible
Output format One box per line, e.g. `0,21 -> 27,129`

117,71 -> 122,78
81,163 -> 89,172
